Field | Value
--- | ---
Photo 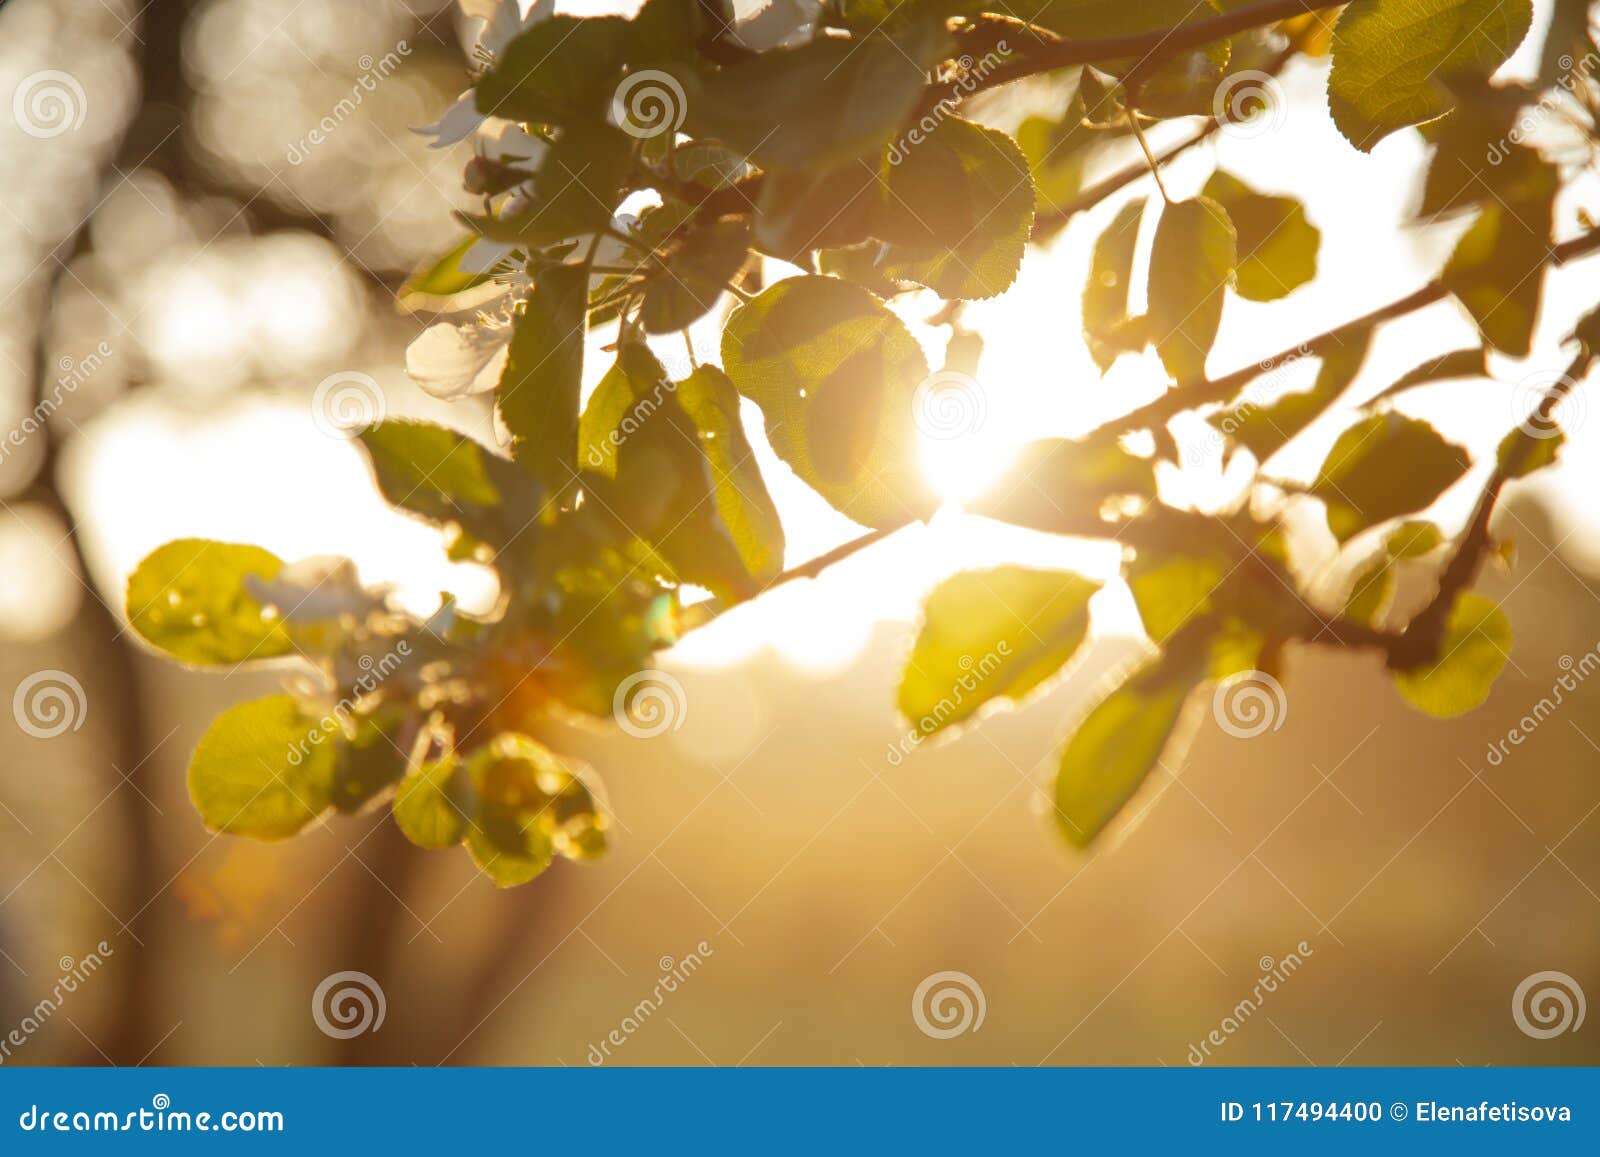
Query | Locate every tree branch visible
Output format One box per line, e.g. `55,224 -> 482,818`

1098,226 -> 1600,443
928,0 -> 1347,107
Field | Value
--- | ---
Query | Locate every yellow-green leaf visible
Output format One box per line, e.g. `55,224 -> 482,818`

721,275 -> 937,528
1083,199 -> 1147,371
1149,197 -> 1235,381
1202,170 -> 1319,302
1128,553 -> 1230,644
1313,413 -> 1470,542
1054,657 -> 1201,847
1328,0 -> 1534,151
500,264 -> 587,487
187,694 -> 336,840
898,566 -> 1102,735
126,540 -> 294,667
393,758 -> 470,849
1393,592 -> 1511,716
878,118 -> 1036,300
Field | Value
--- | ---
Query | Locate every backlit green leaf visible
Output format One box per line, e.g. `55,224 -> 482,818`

1202,170 -> 1319,302
475,16 -> 634,126
899,566 -> 1102,735
1441,167 -> 1557,357
1393,592 -> 1511,716
1128,553 -> 1229,644
1149,197 -> 1235,381
1054,654 -> 1202,848
1328,0 -> 1534,151
1083,199 -> 1146,371
679,25 -> 941,171
126,540 -> 294,667
721,275 -> 937,528
500,264 -> 588,487
393,758 -> 471,849
640,217 -> 751,334
1313,413 -> 1470,541
878,118 -> 1035,300
187,695 -> 336,840
1209,328 -> 1372,461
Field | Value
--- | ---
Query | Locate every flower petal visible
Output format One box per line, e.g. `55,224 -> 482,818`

413,90 -> 483,148
406,322 -> 510,399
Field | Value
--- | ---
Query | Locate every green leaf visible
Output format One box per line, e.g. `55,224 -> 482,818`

1328,0 -> 1534,151
126,540 -> 295,666
971,437 -> 1156,533
1367,347 -> 1487,405
640,217 -> 750,334
1201,171 -> 1319,302
1313,413 -> 1470,542
360,420 -> 501,521
579,337 -> 675,480
500,264 -> 588,487
753,160 -> 882,260
1345,556 -> 1395,625
1128,553 -> 1229,644
530,126 -> 634,245
187,695 -> 336,840
1496,425 -> 1565,479
673,364 -> 787,586
1054,654 -> 1202,848
393,758 -> 471,849
1386,520 -> 1445,558
464,734 -> 607,885
721,275 -> 937,528
898,567 -> 1102,734
1149,197 -> 1235,381
1209,328 -> 1373,461
331,717 -> 406,814
677,24 -> 942,171
1393,592 -> 1511,716
584,345 -> 783,597
1082,198 -> 1146,371
475,16 -> 634,126
398,236 -> 496,312
877,118 -> 1036,300
1440,168 -> 1557,357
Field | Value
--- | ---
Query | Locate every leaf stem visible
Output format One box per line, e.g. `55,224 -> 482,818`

1127,109 -> 1172,204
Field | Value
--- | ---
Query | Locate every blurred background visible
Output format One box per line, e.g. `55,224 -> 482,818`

0,0 -> 1597,1066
